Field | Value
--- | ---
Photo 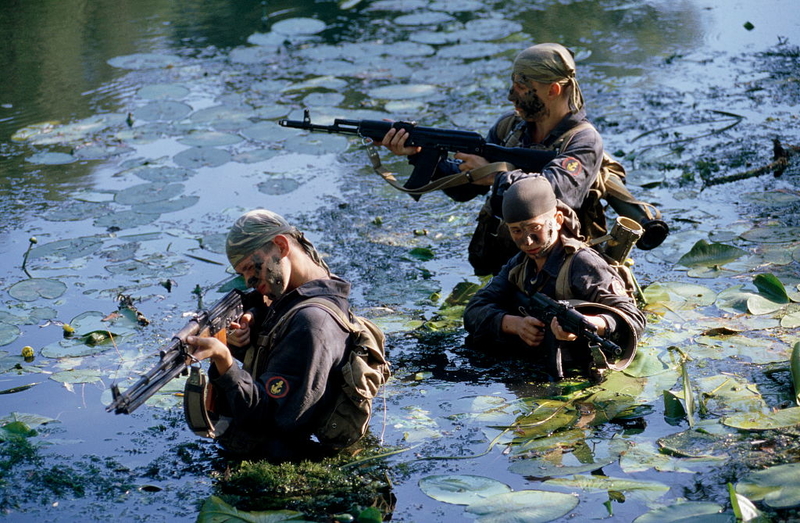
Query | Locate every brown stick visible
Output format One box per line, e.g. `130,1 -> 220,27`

702,140 -> 798,188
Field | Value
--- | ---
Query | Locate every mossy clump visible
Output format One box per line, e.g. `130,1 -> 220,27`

216,445 -> 394,520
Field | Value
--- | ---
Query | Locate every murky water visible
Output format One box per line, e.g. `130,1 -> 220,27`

1,0 -> 799,521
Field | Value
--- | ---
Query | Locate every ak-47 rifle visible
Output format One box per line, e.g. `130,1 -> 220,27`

106,289 -> 259,415
518,291 -> 622,379
279,109 -> 668,251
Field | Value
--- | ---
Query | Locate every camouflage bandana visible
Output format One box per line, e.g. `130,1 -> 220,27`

225,210 -> 330,274
512,43 -> 585,113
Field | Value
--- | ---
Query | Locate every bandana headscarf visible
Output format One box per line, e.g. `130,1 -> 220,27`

502,176 -> 557,224
512,43 -> 584,114
226,209 -> 329,273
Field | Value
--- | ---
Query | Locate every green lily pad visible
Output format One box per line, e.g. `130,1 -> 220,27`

544,475 -> 669,501
26,151 -> 75,165
282,133 -> 349,155
419,475 -> 512,505
753,273 -> 790,304
132,195 -> 199,214
257,178 -> 301,196
0,351 -> 25,373
41,200 -> 112,222
0,412 -> 59,429
464,490 -> 579,523
137,83 -> 190,100
132,100 -> 192,121
107,53 -> 182,70
0,323 -> 21,346
41,339 -> 109,358
740,225 -> 800,244
27,236 -> 105,260
197,495 -> 305,523
129,165 -> 193,183
658,428 -> 729,458
8,278 -> 68,301
677,239 -> 747,268
723,406 -> 800,430
735,462 -> 800,509
633,502 -> 731,522
50,369 -> 103,384
408,247 -> 435,261
115,182 -> 184,205
94,210 -> 160,230
271,17 -> 327,36
746,295 -> 785,315
173,146 -> 231,168
508,437 -> 628,478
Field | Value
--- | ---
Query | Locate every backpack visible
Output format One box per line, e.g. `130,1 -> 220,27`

284,297 -> 390,448
183,297 -> 390,451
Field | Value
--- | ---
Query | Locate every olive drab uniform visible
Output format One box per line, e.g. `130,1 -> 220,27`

183,278 -> 390,461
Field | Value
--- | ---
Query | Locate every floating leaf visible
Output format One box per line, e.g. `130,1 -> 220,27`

633,502 -> 730,522
677,239 -> 747,268
746,295 -> 785,315
177,131 -> 243,147
173,146 -> 231,168
8,278 -> 68,301
196,495 -> 305,523
419,475 -> 512,505
463,490 -> 579,523
258,178 -> 301,195
723,406 -> 800,430
735,462 -> 800,509
132,196 -> 199,214
115,182 -> 184,205
408,247 -> 435,261
50,369 -> 103,384
0,323 -> 21,346
544,475 -> 669,501
0,412 -> 59,429
94,210 -> 160,230
658,429 -> 729,459
752,273 -> 790,304
508,437 -> 627,477
107,53 -> 182,70
367,84 -> 438,100
728,483 -> 766,523
271,17 -> 326,36
137,83 -> 189,100
782,312 -> 800,329
740,225 -> 800,243
26,151 -> 75,165
133,100 -> 192,121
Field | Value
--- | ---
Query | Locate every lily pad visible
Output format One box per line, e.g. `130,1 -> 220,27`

753,273 -> 790,304
394,12 -> 454,26
419,475 -> 512,505
8,278 -> 68,301
177,131 -> 243,147
41,339 -> 110,358
137,83 -> 190,100
41,200 -> 112,222
271,17 -> 326,35
722,406 -> 800,430
50,369 -> 103,384
115,182 -> 184,205
27,236 -> 105,260
543,475 -> 669,501
508,437 -> 628,478
197,495 -> 304,522
792,342 -> 800,406
94,210 -> 160,230
282,133 -> 349,155
26,151 -> 75,165
107,53 -> 182,70
677,239 -> 747,268
740,225 -> 800,243
735,462 -> 800,509
464,490 -> 579,523
173,146 -> 232,168
133,101 -> 192,121
0,324 -> 21,347
132,196 -> 199,214
633,502 -> 730,522
257,178 -> 301,195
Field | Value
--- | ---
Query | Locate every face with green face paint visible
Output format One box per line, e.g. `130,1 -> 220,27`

234,241 -> 287,302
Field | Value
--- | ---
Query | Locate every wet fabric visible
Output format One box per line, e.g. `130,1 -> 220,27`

463,238 -> 645,375
209,276 -> 352,461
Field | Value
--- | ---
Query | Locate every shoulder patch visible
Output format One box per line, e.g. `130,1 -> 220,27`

611,278 -> 628,297
266,376 -> 289,398
561,157 -> 583,176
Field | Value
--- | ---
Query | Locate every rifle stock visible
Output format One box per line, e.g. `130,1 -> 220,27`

106,289 -> 255,415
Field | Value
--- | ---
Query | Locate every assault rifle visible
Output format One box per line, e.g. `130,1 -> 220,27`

279,110 -> 668,251
106,289 -> 259,415
518,291 -> 622,379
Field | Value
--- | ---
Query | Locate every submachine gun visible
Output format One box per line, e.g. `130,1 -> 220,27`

106,289 -> 259,415
279,109 -> 668,251
518,291 -> 623,380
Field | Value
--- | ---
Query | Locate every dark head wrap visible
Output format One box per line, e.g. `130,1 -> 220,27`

502,176 -> 557,224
